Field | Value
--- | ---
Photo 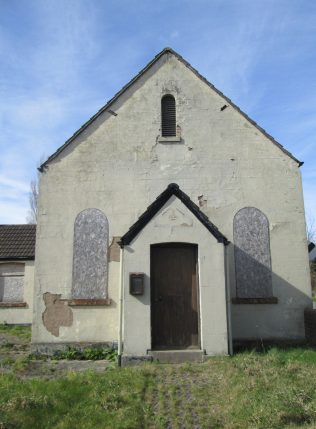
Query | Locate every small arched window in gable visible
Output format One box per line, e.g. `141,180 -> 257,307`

161,95 -> 176,137
72,208 -> 109,299
234,207 -> 273,298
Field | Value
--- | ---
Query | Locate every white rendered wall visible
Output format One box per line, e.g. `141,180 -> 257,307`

32,52 -> 311,345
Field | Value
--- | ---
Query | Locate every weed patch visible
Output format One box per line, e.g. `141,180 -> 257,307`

52,346 -> 117,361
0,325 -> 31,341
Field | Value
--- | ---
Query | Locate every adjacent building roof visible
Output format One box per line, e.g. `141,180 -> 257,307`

39,47 -> 302,172
309,242 -> 316,262
120,183 -> 229,247
0,225 -> 36,260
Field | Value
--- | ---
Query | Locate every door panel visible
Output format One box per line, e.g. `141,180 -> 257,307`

151,244 -> 199,349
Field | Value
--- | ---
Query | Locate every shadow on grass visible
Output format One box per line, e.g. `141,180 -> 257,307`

233,340 -> 316,354
231,343 -> 316,367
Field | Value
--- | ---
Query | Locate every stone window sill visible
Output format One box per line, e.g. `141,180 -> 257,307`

67,299 -> 112,307
232,297 -> 278,304
0,302 -> 27,308
158,136 -> 182,143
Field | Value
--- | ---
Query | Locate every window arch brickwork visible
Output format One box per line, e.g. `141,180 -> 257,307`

72,208 -> 109,299
234,207 -> 272,298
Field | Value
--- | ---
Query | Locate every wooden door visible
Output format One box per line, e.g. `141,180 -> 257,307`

151,243 -> 199,349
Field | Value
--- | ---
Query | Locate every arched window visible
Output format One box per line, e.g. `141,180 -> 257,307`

233,207 -> 272,298
161,95 -> 176,137
72,209 -> 109,299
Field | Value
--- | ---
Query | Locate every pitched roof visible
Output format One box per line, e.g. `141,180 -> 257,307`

119,183 -> 229,247
39,47 -> 302,172
0,225 -> 36,260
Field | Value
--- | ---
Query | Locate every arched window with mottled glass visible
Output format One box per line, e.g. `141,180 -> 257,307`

72,209 -> 109,299
233,207 -> 272,298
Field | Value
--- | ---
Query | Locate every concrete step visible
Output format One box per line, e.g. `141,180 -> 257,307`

149,350 -> 204,364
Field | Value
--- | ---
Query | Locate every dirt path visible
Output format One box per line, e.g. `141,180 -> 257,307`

145,365 -> 207,429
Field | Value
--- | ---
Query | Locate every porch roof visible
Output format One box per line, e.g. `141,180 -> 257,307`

119,183 -> 229,247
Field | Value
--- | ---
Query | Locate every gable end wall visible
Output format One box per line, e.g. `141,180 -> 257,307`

32,53 -> 311,346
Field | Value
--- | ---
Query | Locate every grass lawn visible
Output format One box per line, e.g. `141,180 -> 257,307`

0,324 -> 31,341
1,326 -> 316,428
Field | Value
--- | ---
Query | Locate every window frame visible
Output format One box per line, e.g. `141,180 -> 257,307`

0,262 -> 25,304
160,94 -> 178,140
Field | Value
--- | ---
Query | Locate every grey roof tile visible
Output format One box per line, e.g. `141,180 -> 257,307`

0,225 -> 36,260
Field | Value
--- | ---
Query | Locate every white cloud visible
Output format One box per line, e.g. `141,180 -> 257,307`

0,176 -> 29,193
0,201 -> 28,224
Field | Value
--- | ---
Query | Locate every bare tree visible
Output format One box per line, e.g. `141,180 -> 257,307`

27,178 -> 39,224
27,157 -> 45,224
307,215 -> 316,243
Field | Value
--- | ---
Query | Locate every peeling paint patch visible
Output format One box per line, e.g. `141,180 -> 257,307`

42,293 -> 73,337
109,237 -> 121,262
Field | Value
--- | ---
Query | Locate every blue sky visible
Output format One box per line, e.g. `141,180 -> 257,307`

0,0 -> 315,226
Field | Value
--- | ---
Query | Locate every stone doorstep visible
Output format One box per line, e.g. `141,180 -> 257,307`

149,350 -> 205,364
120,350 -> 205,366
